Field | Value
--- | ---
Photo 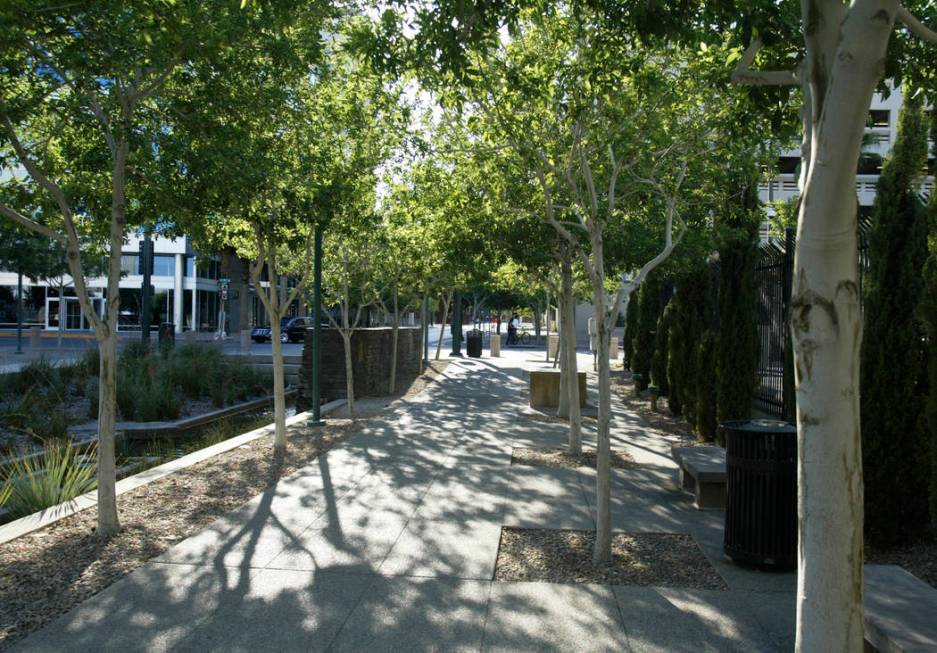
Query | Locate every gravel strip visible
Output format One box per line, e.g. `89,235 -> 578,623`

0,364 -> 447,650
494,527 -> 727,590
511,447 -> 634,470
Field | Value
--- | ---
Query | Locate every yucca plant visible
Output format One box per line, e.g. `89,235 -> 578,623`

1,440 -> 97,519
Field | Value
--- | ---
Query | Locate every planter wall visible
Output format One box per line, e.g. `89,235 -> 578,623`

298,327 -> 422,402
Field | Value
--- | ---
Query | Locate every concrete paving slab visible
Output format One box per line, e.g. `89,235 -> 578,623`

483,581 -> 628,652
13,562 -> 253,653
174,569 -> 377,652
327,577 -> 491,652
501,466 -> 594,530
378,517 -> 503,580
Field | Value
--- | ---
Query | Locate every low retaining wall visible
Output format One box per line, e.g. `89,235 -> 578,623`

299,327 -> 421,402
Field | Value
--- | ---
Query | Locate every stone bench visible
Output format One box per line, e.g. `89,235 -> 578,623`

670,445 -> 726,510
528,370 -> 586,408
864,564 -> 937,652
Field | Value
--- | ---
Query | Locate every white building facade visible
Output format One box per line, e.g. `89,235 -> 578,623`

758,86 -> 934,214
0,233 -> 226,334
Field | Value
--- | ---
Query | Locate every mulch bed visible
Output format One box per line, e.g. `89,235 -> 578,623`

494,527 -> 727,590
612,369 -> 703,445
511,447 -> 635,470
0,363 -> 448,650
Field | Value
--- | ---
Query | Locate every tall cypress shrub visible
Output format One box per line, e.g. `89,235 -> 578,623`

695,329 -> 719,442
652,300 -> 672,395
632,274 -> 661,390
623,297 -> 638,370
861,91 -> 930,547
919,110 -> 937,528
716,174 -> 760,433
667,267 -> 710,422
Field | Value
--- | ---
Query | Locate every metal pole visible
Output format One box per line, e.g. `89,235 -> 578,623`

310,226 -> 324,426
15,269 -> 23,355
450,289 -> 463,357
422,293 -> 429,367
141,230 -> 152,345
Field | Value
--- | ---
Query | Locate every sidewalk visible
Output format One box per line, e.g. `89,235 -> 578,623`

13,349 -> 795,652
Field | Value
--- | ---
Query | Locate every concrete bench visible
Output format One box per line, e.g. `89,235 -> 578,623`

528,370 -> 586,408
670,445 -> 726,510
864,564 -> 937,652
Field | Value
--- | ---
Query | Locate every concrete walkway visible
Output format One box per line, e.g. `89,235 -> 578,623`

14,349 -> 795,652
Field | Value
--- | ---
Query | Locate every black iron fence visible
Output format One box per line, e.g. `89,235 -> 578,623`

753,222 -> 871,419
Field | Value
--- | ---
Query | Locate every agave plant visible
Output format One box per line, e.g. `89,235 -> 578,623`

1,440 -> 97,520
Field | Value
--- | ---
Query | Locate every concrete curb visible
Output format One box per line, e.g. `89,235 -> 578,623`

0,398 -> 346,545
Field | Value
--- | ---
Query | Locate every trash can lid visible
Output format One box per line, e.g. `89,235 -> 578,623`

721,419 -> 796,434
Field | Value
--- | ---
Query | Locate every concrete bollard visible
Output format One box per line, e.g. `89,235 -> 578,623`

29,326 -> 41,348
490,334 -> 501,357
547,334 -> 560,359
610,336 -> 619,361
240,329 -> 251,353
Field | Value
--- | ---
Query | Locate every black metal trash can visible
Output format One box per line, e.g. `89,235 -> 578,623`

466,329 -> 483,358
158,322 -> 175,350
723,419 -> 797,570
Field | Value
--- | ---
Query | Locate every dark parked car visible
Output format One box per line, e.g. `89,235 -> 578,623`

251,316 -> 312,344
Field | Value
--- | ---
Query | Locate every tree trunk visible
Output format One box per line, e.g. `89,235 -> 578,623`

563,257 -> 582,455
435,290 -> 452,360
591,277 -> 611,563
269,316 -> 287,453
545,289 -> 552,362
389,286 -> 399,394
557,285 -> 569,418
95,329 -> 120,536
342,330 -> 355,416
792,4 -> 896,650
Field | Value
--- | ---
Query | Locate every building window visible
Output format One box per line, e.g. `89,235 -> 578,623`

120,254 -> 139,275
152,254 -> 175,277
185,256 -> 194,278
868,110 -> 890,129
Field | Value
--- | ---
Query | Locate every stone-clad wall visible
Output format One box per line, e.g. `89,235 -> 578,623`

299,327 -> 422,402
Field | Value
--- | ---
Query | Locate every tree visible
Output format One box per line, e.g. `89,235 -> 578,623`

861,90 -> 930,547
462,14 -> 724,563
732,4 -> 937,645
0,1 -> 260,536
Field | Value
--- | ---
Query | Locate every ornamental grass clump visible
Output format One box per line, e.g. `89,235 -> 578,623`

0,439 -> 97,519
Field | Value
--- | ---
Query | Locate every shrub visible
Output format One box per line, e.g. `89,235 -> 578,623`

631,275 -> 661,390
651,302 -> 672,396
695,330 -> 719,443
865,93 -> 932,546
1,440 -> 97,519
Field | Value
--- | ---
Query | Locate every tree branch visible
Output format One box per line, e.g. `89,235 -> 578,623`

731,36 -> 800,87
897,4 -> 937,44
0,204 -> 67,243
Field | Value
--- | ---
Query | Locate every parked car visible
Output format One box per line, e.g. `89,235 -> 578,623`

251,316 -> 312,343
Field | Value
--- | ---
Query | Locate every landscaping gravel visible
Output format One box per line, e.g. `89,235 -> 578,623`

494,527 -> 727,590
511,447 -> 634,470
0,363 -> 448,650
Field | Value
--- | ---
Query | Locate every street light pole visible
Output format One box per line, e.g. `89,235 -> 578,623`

422,293 -> 429,369
450,289 -> 463,357
141,229 -> 152,345
309,225 -> 324,426
15,269 -> 23,355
